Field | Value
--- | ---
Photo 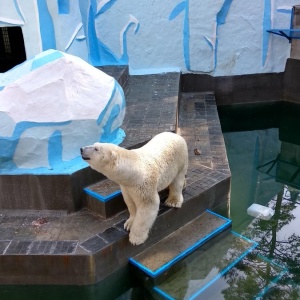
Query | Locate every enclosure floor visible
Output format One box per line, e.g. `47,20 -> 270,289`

0,68 -> 231,285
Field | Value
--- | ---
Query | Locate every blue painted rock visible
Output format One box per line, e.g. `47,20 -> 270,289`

0,50 -> 126,174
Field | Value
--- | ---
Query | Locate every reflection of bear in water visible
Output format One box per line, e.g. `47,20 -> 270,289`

81,132 -> 188,245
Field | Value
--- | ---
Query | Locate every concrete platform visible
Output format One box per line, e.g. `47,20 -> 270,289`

0,68 -> 231,286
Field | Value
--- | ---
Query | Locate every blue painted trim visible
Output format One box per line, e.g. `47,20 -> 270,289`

97,81 -> 126,144
57,0 -> 70,14
48,130 -> 63,169
231,230 -> 259,245
0,120 -> 71,171
37,0 -> 56,50
153,286 -> 175,300
97,81 -> 117,125
257,254 -> 288,272
169,1 -> 186,21
31,51 -> 64,71
216,0 -> 233,25
120,20 -> 140,64
254,255 -> 288,299
96,0 -> 118,16
189,235 -> 258,300
129,211 -> 232,278
254,269 -> 287,299
262,0 -> 271,66
213,0 -> 233,71
13,0 -> 25,23
277,8 -> 292,14
205,209 -> 231,222
183,0 -> 190,70
84,187 -> 121,203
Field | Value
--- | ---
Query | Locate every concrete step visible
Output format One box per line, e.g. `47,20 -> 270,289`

151,234 -> 286,300
129,211 -> 232,285
83,179 -> 125,218
96,65 -> 129,89
84,177 -> 170,219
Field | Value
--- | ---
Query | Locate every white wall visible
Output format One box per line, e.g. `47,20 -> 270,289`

0,0 -> 299,76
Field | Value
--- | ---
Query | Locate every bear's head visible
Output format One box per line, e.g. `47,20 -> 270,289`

80,142 -> 118,172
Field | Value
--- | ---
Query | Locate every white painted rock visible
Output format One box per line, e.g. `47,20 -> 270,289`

0,50 -> 126,174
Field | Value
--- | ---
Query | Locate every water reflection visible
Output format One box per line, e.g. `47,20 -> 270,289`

241,186 -> 300,299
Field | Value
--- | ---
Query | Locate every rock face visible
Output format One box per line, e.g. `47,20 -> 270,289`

0,50 -> 126,174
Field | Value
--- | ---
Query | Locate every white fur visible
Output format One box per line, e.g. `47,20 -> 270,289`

81,132 -> 188,245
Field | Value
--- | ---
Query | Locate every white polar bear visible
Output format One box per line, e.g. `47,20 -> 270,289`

81,132 -> 188,245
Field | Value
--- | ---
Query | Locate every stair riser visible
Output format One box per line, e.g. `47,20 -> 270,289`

84,193 -> 127,218
90,179 -> 229,283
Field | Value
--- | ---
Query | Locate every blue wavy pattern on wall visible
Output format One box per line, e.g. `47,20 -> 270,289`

0,120 -> 71,171
262,0 -> 271,66
57,0 -> 70,14
78,0 -> 139,66
37,0 -> 56,50
169,0 -> 233,72
214,0 -> 233,71
13,0 -> 25,23
169,0 -> 190,69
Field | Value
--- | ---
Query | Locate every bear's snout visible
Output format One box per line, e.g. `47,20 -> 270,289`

80,147 -> 91,160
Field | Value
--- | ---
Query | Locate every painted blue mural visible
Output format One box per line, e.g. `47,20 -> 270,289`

79,0 -> 140,66
169,0 -> 233,72
0,1 -> 298,76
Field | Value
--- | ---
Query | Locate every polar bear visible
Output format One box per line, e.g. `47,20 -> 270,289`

81,132 -> 188,245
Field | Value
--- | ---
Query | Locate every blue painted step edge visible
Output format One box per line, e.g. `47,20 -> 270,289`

254,255 -> 288,299
153,231 -> 258,300
84,187 -> 122,203
129,210 -> 232,279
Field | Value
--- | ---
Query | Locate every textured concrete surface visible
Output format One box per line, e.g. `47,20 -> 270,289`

181,73 -> 284,105
121,73 -> 180,148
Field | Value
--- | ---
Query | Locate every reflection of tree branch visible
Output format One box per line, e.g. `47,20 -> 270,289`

268,188 -> 284,259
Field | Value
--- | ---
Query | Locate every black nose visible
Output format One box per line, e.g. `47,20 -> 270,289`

80,148 -> 83,154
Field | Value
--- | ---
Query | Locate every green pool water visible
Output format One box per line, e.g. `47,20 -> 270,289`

218,101 -> 300,299
151,101 -> 300,299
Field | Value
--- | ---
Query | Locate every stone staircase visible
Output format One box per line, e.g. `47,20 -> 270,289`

0,65 -> 235,293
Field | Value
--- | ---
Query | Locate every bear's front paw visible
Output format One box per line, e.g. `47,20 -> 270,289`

124,217 -> 134,231
164,196 -> 183,208
129,232 -> 148,245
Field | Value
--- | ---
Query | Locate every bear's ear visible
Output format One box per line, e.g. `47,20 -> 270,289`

110,150 -> 118,164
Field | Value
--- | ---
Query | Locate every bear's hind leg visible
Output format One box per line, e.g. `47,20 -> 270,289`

129,193 -> 160,245
121,186 -> 136,231
164,170 -> 186,208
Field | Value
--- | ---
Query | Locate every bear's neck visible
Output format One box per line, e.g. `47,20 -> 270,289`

103,148 -> 141,186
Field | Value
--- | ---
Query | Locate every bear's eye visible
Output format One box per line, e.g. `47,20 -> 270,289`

95,148 -> 98,152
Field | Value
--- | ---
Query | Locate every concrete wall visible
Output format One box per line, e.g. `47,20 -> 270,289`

0,0 -> 299,76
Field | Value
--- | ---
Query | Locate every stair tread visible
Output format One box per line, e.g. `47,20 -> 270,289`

86,179 -> 120,198
153,233 -> 286,300
130,211 -> 231,277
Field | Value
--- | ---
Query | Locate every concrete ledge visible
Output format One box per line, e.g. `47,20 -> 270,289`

181,73 -> 284,105
0,168 -> 104,211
